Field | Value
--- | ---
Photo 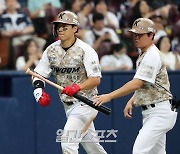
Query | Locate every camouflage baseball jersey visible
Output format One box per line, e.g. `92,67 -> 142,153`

133,44 -> 172,106
34,38 -> 101,102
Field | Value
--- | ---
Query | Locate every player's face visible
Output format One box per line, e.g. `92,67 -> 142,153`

132,33 -> 153,50
56,23 -> 77,41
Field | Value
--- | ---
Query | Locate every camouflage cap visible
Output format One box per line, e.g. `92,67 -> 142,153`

52,10 -> 79,26
128,18 -> 156,34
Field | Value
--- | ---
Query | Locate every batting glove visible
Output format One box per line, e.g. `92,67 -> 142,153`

33,88 -> 50,107
62,84 -> 80,96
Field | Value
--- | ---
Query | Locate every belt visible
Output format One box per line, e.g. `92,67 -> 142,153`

141,104 -> 155,111
141,100 -> 173,111
63,101 -> 74,106
169,99 -> 177,112
169,99 -> 172,105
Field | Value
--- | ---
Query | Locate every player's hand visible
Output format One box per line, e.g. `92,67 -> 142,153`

33,88 -> 50,107
124,102 -> 133,119
61,84 -> 80,96
93,94 -> 112,106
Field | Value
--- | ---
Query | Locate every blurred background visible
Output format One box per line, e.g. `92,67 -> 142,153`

0,0 -> 180,154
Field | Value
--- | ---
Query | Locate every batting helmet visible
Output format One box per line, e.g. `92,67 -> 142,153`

128,18 -> 156,34
52,10 -> 79,38
52,10 -> 79,26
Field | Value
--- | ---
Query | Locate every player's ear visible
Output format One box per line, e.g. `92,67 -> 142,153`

73,26 -> 78,33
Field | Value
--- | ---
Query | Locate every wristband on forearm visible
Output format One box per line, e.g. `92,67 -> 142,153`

33,80 -> 45,89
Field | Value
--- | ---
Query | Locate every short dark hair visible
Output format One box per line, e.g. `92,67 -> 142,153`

92,12 -> 104,23
94,0 -> 108,6
110,43 -> 125,54
147,33 -> 155,40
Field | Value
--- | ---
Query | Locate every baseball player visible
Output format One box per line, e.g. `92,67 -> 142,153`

32,11 -> 107,154
93,18 -> 177,154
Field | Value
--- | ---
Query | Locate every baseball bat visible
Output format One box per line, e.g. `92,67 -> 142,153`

25,68 -> 111,115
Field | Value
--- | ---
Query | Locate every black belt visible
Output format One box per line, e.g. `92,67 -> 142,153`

141,100 -> 173,111
141,104 -> 155,111
169,99 -> 172,105
63,101 -> 73,106
169,99 -> 178,112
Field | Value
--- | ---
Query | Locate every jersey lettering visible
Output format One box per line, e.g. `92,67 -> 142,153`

51,66 -> 80,73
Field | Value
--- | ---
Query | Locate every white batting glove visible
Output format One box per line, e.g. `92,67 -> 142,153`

33,88 -> 42,102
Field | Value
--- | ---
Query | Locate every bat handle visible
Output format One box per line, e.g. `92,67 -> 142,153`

73,94 -> 111,115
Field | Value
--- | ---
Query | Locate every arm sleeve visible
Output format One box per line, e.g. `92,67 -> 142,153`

134,52 -> 161,84
83,46 -> 102,77
32,77 -> 45,89
34,49 -> 52,78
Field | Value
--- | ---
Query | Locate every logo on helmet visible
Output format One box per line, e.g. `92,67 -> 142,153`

59,13 -> 65,19
133,20 -> 141,27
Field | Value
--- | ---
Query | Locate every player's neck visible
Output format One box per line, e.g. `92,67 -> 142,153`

141,42 -> 153,53
61,36 -> 76,48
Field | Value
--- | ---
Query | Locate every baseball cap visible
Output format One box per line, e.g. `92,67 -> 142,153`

128,18 -> 156,34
